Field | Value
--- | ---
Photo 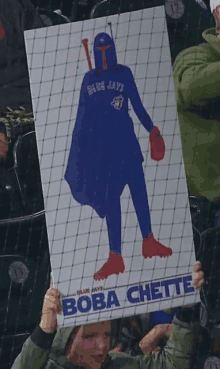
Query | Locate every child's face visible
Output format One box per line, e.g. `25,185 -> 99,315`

82,321 -> 111,363
67,321 -> 111,369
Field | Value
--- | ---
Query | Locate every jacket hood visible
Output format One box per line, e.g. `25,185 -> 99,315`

202,27 -> 220,56
94,32 -> 117,69
50,326 -> 74,356
49,320 -> 119,359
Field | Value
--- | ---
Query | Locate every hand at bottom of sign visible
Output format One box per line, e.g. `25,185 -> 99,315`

39,285 -> 62,334
193,261 -> 205,289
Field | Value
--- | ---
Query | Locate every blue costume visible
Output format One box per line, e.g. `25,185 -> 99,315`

65,33 -> 153,256
65,33 -> 172,280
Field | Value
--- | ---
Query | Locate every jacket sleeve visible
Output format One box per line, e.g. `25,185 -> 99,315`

127,67 -> 154,132
173,42 -> 220,107
161,315 -> 200,369
130,305 -> 200,369
129,318 -> 199,369
11,326 -> 57,369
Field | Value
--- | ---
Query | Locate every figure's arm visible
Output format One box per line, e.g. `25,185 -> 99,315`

173,44 -> 220,107
127,67 -> 154,132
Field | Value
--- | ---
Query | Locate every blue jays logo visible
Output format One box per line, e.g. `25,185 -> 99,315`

111,95 -> 124,110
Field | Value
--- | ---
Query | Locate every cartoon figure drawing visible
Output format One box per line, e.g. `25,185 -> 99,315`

65,32 -> 173,281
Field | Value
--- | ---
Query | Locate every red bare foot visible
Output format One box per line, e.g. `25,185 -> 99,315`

94,252 -> 125,281
142,234 -> 173,258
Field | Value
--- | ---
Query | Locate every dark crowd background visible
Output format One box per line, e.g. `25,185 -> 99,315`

0,1 -> 219,368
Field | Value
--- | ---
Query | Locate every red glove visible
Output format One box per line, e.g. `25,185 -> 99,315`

149,126 -> 165,161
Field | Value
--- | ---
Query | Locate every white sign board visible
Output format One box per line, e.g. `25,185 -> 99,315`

24,5 -> 200,328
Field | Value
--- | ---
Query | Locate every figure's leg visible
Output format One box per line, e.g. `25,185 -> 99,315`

94,198 -> 125,281
106,197 -> 122,255
128,162 -> 172,258
128,162 -> 152,239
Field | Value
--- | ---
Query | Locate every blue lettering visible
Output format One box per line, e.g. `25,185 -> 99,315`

63,298 -> 77,316
119,84 -> 124,92
139,284 -> 151,301
92,293 -> 106,311
127,286 -> 140,303
151,282 -> 163,300
173,277 -> 182,295
96,82 -> 101,91
87,85 -> 93,95
161,278 -> 182,297
183,275 -> 194,293
78,296 -> 91,313
107,291 -> 120,308
116,82 -> 121,91
161,280 -> 172,297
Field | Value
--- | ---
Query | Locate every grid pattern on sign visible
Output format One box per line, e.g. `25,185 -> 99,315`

24,5 -> 199,327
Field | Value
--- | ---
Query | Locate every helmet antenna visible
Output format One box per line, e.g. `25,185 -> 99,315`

108,22 -> 114,40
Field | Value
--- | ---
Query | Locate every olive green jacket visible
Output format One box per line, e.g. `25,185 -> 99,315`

11,316 -> 199,369
173,16 -> 220,202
